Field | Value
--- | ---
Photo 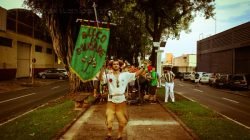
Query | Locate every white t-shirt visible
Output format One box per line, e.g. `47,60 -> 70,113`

103,72 -> 136,103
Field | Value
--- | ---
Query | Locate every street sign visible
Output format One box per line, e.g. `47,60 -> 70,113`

32,58 -> 36,63
153,42 -> 160,47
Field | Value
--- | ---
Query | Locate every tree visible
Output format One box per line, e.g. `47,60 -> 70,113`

135,0 -> 215,66
107,1 -> 152,65
24,0 -> 215,92
24,0 -> 113,93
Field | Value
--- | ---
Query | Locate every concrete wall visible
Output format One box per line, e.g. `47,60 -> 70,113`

0,7 -> 7,31
0,8 -> 64,80
0,30 -> 58,79
197,22 -> 250,74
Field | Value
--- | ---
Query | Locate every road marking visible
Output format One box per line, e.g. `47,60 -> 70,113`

0,103 -> 46,126
0,96 -> 64,127
128,120 -> 178,126
175,91 -> 196,102
176,91 -> 183,95
222,97 -> 239,104
193,89 -> 203,92
218,112 -> 250,129
51,86 -> 60,90
177,91 -> 249,130
0,93 -> 36,104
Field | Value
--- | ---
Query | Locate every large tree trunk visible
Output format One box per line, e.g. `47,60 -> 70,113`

45,15 -> 81,93
150,31 -> 161,67
146,13 -> 161,67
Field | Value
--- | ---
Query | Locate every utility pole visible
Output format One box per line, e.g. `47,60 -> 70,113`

214,16 -> 217,34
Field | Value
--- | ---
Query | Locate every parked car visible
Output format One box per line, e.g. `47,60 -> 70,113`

38,68 -> 68,80
209,73 -> 220,86
200,73 -> 212,84
175,72 -> 184,80
228,74 -> 248,90
191,72 -> 206,82
215,74 -> 232,88
183,72 -> 191,80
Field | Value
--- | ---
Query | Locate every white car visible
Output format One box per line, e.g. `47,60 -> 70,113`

200,73 -> 212,84
183,72 -> 191,80
190,72 -> 206,82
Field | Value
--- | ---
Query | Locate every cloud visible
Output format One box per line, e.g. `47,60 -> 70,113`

164,1 -> 250,57
216,0 -> 250,22
216,0 -> 250,6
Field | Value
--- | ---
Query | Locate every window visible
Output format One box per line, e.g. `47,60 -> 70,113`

46,48 -> 52,54
17,23 -> 33,37
0,37 -> 12,47
35,45 -> 43,52
6,18 -> 16,32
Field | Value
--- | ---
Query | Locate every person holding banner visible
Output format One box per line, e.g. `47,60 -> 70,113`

100,59 -> 145,140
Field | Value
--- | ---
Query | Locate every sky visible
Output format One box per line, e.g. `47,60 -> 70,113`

162,0 -> 250,57
1,0 -> 250,58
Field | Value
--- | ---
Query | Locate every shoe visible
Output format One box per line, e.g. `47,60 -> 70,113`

117,137 -> 122,140
150,101 -> 157,104
105,135 -> 112,140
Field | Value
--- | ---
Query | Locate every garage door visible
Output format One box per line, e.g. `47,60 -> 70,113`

16,41 -> 31,78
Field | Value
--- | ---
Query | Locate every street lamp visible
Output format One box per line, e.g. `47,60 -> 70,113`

199,33 -> 204,40
214,16 -> 217,34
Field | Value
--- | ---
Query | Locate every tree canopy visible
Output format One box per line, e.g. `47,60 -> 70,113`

24,0 -> 215,92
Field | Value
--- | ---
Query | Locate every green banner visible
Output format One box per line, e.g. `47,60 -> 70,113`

71,25 -> 110,81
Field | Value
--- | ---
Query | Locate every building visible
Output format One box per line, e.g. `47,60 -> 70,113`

0,7 -> 62,80
197,22 -> 250,74
173,54 -> 196,72
163,53 -> 173,66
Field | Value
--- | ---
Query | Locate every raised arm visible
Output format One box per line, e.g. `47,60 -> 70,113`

135,66 -> 145,77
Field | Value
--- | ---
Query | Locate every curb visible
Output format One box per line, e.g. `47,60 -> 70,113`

175,92 -> 250,130
158,100 -> 199,140
52,95 -> 91,140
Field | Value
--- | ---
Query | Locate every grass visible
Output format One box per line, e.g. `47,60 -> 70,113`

0,98 -> 79,140
157,87 -> 250,140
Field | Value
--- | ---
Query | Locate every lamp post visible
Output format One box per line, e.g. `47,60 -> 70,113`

214,16 -> 217,34
199,33 -> 204,40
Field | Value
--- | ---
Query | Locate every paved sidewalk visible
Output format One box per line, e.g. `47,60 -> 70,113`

60,102 -> 195,140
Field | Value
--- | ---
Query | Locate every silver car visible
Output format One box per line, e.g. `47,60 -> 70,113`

38,69 -> 68,80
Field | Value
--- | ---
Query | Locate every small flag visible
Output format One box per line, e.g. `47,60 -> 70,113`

71,25 -> 110,81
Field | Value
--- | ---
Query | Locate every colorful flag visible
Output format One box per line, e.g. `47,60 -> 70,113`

71,25 -> 110,81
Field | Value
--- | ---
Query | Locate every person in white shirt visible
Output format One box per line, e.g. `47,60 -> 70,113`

100,59 -> 145,140
162,66 -> 175,102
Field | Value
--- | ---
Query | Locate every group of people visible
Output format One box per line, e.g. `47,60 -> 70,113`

93,59 -> 176,140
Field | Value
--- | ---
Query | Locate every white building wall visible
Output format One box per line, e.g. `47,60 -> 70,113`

187,54 -> 196,67
173,54 -> 196,72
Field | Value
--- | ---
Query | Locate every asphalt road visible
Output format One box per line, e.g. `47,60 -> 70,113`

174,80 -> 250,129
0,80 -> 69,123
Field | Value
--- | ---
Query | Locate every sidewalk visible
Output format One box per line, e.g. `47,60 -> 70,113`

60,102 -> 195,140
